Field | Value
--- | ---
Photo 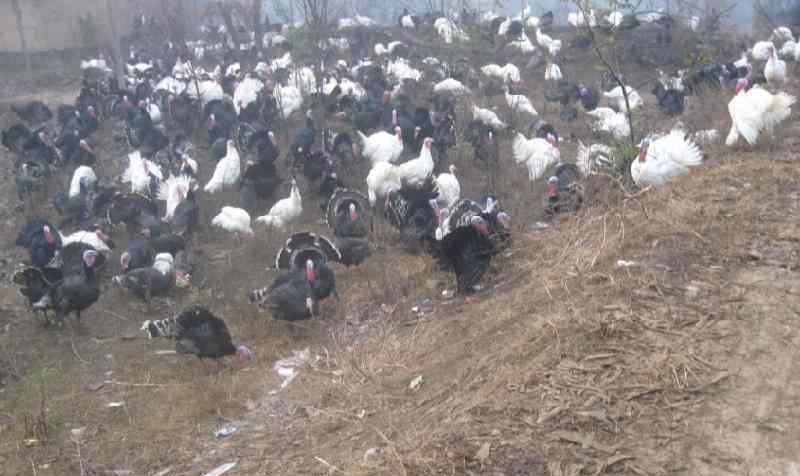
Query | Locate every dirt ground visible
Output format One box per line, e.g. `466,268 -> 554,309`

1,41 -> 800,476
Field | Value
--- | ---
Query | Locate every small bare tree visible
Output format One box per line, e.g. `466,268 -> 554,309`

106,0 -> 126,90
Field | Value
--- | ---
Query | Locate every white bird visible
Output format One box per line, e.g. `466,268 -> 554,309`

204,139 -> 240,193
186,80 -> 224,106
691,129 -> 720,146
734,51 -> 750,69
726,79 -> 796,147
172,57 -> 193,78
752,41 -> 775,61
435,17 -> 468,44
586,107 -> 631,140
256,178 -> 302,229
435,165 -> 460,209
157,174 -> 195,221
632,129 -> 703,188
397,138 -> 435,189
603,85 -> 643,111
575,141 -> 613,176
155,76 -> 186,95
512,132 -> 561,181
225,62 -> 241,78
482,63 -> 521,83
508,31 -> 537,53
233,75 -> 264,114
545,63 -> 563,81
433,78 -> 469,94
270,52 -> 293,70
779,40 -> 799,60
80,57 -> 111,73
568,10 -> 596,27
536,28 -> 562,56
472,104 -> 505,129
273,83 -> 303,118
765,45 -> 787,84
69,166 -> 97,199
212,206 -> 254,235
143,99 -> 162,124
505,87 -> 538,116
356,127 -> 404,165
387,58 -> 422,82
401,13 -> 415,28
122,150 -> 162,194
773,26 -> 795,43
366,162 -> 401,206
606,11 -> 623,27
61,228 -> 113,256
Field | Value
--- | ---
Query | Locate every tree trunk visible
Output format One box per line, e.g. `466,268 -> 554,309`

106,0 -> 126,91
10,0 -> 32,78
252,0 -> 264,53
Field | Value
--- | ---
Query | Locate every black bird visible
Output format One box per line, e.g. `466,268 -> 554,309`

652,82 -> 685,116
33,244 -> 101,324
290,110 -> 316,164
12,100 -> 53,124
239,159 -> 282,211
249,266 -> 315,320
326,188 -> 372,266
578,84 -> 600,111
16,219 -> 62,268
546,163 -> 584,216
440,215 -> 497,293
141,305 -> 253,365
113,252 -> 175,300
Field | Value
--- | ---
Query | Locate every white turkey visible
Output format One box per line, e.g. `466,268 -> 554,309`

69,166 -> 97,199
172,57 -> 193,78
773,26 -> 795,43
211,206 -> 254,235
505,87 -> 538,116
433,78 -> 469,95
401,11 -> 416,28
356,127 -> 404,165
568,9 -> 596,27
435,17 -> 468,44
726,78 -> 796,147
233,75 -> 264,114
204,139 -> 240,193
606,11 -> 623,27
765,45 -> 787,84
122,150 -> 163,195
778,40 -> 800,61
481,63 -> 521,83
472,104 -> 506,129
142,99 -> 162,124
752,41 -> 775,61
575,141 -> 613,176
545,63 -> 563,81
535,28 -> 562,56
187,80 -> 224,106
603,85 -> 643,111
273,84 -> 303,118
158,174 -> 195,221
586,107 -> 631,140
512,132 -> 560,181
155,77 -> 186,96
256,178 -> 302,229
366,162 -> 401,206
632,129 -> 703,188
435,165 -> 461,209
397,138 -> 435,189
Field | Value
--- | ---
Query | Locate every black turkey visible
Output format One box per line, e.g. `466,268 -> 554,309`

13,265 -> 63,320
546,163 -> 584,216
16,219 -> 62,268
12,100 -> 53,124
274,232 -> 341,303
249,266 -> 315,320
113,253 -> 176,301
440,216 -> 498,293
142,304 -> 253,365
32,245 -> 101,324
384,178 -> 440,251
326,188 -> 372,266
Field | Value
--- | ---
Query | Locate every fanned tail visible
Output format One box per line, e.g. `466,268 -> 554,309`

248,287 -> 270,307
140,316 -> 178,338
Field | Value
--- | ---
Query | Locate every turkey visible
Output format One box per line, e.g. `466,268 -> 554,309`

113,252 -> 175,300
32,245 -> 100,324
397,138 -> 435,189
384,178 -> 440,251
366,161 -> 401,206
326,189 -> 372,266
504,87 -> 538,116
471,104 -> 505,129
60,226 -> 115,264
16,219 -> 62,268
290,110 -> 316,164
603,85 -> 643,111
764,45 -> 787,84
256,178 -> 302,229
120,239 -> 156,273
511,132 -> 560,181
726,78 -> 796,147
752,41 -> 775,61
275,231 -> 342,272
578,84 -> 600,111
141,305 -> 253,365
632,128 -> 703,188
545,163 -> 584,216
157,174 -> 196,221
576,141 -> 613,176
12,100 -> 53,124
248,265 -> 315,320
239,159 -> 283,211
439,214 -> 498,293
586,107 -> 631,140
355,127 -> 404,165
13,265 -> 64,320
211,206 -> 254,236
122,150 -> 163,196
204,139 -> 241,193
434,165 -> 460,209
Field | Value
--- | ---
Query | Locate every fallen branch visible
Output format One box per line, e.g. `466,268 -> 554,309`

552,430 -> 617,454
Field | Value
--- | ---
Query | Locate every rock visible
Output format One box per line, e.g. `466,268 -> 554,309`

475,442 -> 491,462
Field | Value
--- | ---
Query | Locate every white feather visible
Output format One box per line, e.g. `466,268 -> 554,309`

366,162 -> 401,206
603,85 -> 643,111
435,165 -> 460,209
505,89 -> 538,116
212,207 -> 253,235
61,230 -> 111,255
204,140 -> 240,193
122,150 -> 162,194
512,133 -> 560,181
586,107 -> 631,140
273,84 -> 303,118
256,179 -> 302,228
631,130 -> 703,188
233,76 -> 264,114
433,78 -> 469,94
396,140 -> 435,189
575,141 -> 612,176
157,174 -> 194,220
752,41 -> 775,61
726,86 -> 796,146
472,104 -> 505,129
357,129 -> 404,165
69,166 -> 97,199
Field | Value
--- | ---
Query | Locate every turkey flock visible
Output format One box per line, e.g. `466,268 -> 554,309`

2,5 -> 796,366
